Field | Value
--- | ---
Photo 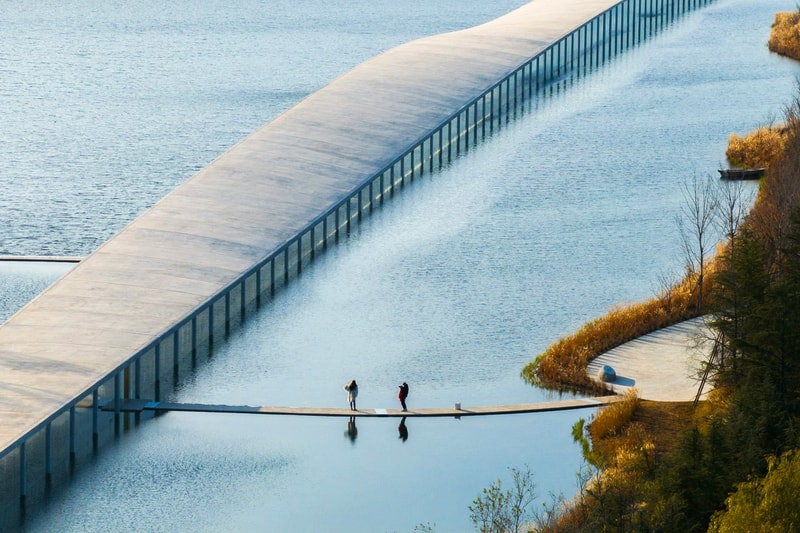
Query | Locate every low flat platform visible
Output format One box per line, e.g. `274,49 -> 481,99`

104,395 -> 621,418
587,317 -> 712,402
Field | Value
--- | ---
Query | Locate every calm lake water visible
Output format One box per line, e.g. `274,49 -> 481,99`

2,0 -> 799,531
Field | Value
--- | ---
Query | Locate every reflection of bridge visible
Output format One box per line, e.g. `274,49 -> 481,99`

104,396 -> 621,418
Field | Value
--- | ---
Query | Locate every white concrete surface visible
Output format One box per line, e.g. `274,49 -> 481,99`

587,317 -> 714,402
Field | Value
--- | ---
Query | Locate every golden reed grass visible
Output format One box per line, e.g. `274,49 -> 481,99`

769,11 -> 800,61
589,388 -> 640,442
726,126 -> 786,169
523,273 -> 703,393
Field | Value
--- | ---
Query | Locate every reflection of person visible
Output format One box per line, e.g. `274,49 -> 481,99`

345,416 -> 358,443
398,382 -> 409,411
398,416 -> 408,442
344,379 -> 358,410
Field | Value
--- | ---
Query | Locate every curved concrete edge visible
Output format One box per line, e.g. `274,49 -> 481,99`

586,317 -> 714,402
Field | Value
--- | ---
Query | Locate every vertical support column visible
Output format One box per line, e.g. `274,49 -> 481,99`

173,330 -> 180,384
241,279 -> 246,318
224,291 -> 231,336
92,389 -> 99,451
256,267 -> 262,306
447,121 -> 453,161
209,301 -> 215,348
369,180 -> 374,212
114,372 -> 121,435
489,91 -> 495,133
504,79 -> 510,121
19,441 -> 27,507
640,0 -> 645,42
134,359 -> 141,399
45,423 -> 52,486
155,343 -> 161,402
473,101 -> 479,144
191,315 -> 198,365
629,0 -> 635,47
297,236 -> 302,274
456,113 -> 461,155
284,244 -> 289,282
497,83 -> 503,129
270,257 -> 276,295
69,405 -> 76,466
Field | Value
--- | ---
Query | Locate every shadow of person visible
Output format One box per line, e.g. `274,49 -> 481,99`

345,416 -> 358,444
398,416 -> 408,442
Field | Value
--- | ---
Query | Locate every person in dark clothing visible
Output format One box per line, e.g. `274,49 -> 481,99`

398,382 -> 409,411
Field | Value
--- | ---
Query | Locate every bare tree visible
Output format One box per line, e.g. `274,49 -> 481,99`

714,178 -> 755,256
711,179 -> 756,369
676,174 -> 719,314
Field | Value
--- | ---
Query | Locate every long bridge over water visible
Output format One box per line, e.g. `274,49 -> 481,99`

0,0 -> 714,523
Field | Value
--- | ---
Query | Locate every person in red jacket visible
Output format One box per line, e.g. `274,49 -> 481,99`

398,382 -> 409,411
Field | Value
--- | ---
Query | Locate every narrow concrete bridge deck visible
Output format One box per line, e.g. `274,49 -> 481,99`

104,396 -> 622,418
0,0 -> 624,456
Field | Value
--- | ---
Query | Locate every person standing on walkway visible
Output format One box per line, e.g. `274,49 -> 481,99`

344,379 -> 358,410
398,381 -> 409,411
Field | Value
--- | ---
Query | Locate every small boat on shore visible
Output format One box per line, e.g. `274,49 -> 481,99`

718,167 -> 765,180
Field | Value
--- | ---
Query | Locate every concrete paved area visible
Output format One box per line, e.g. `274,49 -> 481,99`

586,317 -> 714,402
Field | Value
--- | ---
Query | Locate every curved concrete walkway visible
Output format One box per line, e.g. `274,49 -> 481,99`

586,317 -> 713,402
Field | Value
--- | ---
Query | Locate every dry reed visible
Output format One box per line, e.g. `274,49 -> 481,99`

589,388 -> 640,442
726,126 -> 786,169
768,11 -> 800,61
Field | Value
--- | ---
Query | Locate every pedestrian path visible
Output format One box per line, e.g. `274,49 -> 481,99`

586,317 -> 712,402
106,396 -> 622,418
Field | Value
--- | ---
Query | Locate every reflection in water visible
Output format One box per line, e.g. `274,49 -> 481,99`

398,417 -> 408,442
345,416 -> 358,444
